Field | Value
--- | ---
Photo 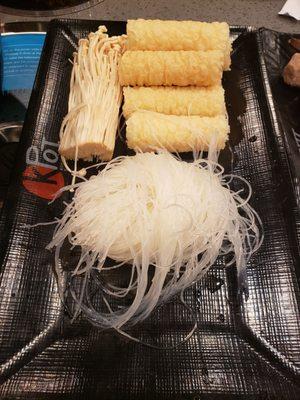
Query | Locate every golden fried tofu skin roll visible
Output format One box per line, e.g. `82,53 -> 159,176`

126,111 -> 229,152
119,50 -> 224,87
123,86 -> 226,119
126,19 -> 231,70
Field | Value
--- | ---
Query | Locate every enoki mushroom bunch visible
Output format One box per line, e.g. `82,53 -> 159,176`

59,26 -> 126,162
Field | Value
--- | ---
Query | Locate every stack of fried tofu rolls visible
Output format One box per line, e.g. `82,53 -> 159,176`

119,19 -> 232,153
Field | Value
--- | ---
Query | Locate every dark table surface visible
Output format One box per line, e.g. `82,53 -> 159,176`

0,0 -> 299,33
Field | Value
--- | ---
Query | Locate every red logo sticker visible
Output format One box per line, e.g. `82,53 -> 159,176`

23,165 -> 64,200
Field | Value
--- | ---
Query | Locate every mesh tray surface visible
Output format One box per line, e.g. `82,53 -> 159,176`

0,20 -> 299,399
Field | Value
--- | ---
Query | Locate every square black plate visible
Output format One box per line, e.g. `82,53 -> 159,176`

0,20 -> 299,399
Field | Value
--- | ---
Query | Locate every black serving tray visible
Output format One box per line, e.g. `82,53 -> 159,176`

0,20 -> 299,399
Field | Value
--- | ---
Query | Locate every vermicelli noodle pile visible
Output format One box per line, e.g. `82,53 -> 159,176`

48,152 -> 262,329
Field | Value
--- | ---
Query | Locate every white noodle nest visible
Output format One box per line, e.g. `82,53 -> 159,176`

48,152 -> 262,329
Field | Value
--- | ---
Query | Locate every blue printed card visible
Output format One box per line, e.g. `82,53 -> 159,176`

0,32 -> 46,92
